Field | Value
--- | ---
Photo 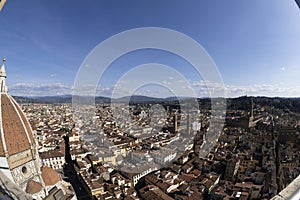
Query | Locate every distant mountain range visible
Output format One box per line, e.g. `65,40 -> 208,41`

13,95 -> 183,104
12,95 -> 300,113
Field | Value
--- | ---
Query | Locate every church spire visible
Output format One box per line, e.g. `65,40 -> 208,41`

0,57 -> 8,93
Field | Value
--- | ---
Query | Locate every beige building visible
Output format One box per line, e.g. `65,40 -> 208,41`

39,149 -> 65,170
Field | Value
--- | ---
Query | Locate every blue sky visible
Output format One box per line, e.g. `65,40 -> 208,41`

1,0 -> 300,97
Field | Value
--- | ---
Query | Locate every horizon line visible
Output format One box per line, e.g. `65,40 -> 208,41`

11,94 -> 300,99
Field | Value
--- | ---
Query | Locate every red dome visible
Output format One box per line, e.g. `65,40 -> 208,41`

0,93 -> 34,156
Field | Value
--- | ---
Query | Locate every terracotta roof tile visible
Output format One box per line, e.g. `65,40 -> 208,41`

41,166 -> 60,186
11,97 -> 34,142
0,132 -> 4,156
1,94 -> 33,156
25,180 -> 43,194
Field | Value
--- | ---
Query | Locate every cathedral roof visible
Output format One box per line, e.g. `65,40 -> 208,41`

0,58 -> 34,157
0,94 -> 35,156
25,180 -> 43,194
41,166 -> 60,186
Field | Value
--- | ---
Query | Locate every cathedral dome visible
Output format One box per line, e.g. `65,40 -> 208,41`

0,58 -> 66,199
0,58 -> 35,157
0,58 -> 44,195
41,166 -> 60,186
25,180 -> 43,194
0,93 -> 35,156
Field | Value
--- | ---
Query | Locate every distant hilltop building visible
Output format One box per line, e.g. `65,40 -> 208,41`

225,97 -> 262,129
0,58 -> 67,199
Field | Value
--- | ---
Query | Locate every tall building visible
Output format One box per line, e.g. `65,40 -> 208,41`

248,97 -> 255,128
186,112 -> 190,134
0,58 -> 64,199
173,112 -> 178,133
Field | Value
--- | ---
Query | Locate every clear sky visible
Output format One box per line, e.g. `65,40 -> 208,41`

1,0 -> 300,97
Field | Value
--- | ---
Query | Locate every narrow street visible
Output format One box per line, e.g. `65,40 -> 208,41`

63,135 -> 92,200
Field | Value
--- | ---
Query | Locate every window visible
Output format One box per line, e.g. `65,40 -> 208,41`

22,166 -> 27,174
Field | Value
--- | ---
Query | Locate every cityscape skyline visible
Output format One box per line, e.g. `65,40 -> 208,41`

1,1 -> 300,199
1,1 -> 300,97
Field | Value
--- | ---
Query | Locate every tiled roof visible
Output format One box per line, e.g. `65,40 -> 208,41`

0,94 -> 34,156
0,129 -> 4,156
39,149 -> 64,159
41,166 -> 60,186
25,180 -> 43,194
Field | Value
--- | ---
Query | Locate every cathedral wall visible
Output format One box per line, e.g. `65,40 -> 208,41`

11,159 -> 40,187
7,149 -> 33,169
